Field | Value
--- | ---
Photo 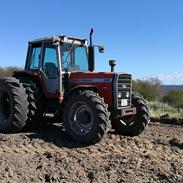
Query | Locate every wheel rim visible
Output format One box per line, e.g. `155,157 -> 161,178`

0,90 -> 11,124
68,101 -> 94,136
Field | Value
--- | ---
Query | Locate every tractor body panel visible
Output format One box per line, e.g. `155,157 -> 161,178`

69,72 -> 132,112
14,70 -> 133,114
69,72 -> 114,108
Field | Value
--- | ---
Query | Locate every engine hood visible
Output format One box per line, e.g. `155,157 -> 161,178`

70,72 -> 115,83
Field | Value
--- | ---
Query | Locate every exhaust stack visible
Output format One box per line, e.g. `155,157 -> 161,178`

88,28 -> 95,72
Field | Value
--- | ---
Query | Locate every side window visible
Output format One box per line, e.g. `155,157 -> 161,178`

30,47 -> 41,69
74,47 -> 88,71
42,43 -> 58,79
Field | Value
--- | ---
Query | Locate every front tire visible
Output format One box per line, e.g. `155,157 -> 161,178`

0,77 -> 28,132
112,92 -> 150,136
63,90 -> 111,144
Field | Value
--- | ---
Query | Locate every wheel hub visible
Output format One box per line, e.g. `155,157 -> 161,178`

69,102 -> 94,135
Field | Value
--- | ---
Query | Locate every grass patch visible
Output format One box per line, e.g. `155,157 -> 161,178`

149,101 -> 183,118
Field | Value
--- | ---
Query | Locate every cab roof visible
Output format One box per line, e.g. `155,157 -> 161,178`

29,35 -> 88,46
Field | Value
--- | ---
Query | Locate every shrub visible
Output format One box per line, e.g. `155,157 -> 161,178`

163,89 -> 183,108
0,66 -> 21,78
133,77 -> 163,101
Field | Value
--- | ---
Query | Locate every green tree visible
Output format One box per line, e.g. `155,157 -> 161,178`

163,89 -> 183,108
133,77 -> 163,101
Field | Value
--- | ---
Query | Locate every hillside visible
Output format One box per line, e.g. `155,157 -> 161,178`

163,85 -> 183,93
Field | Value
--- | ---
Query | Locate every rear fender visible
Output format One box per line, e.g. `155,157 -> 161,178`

13,70 -> 46,96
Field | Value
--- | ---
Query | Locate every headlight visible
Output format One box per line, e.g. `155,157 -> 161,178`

126,91 -> 130,98
118,92 -> 122,98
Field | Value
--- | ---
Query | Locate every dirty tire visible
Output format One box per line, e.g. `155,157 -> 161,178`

0,77 -> 28,132
112,92 -> 150,136
17,78 -> 45,128
63,90 -> 111,144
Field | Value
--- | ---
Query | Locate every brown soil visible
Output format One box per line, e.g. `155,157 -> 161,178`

0,122 -> 182,183
151,116 -> 183,126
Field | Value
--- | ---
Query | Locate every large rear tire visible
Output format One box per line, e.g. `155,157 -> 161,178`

63,90 -> 111,144
112,92 -> 150,136
17,78 -> 45,128
0,77 -> 28,132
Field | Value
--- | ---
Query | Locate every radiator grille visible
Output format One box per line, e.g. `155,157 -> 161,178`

116,74 -> 132,108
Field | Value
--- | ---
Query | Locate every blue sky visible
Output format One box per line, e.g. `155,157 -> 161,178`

0,0 -> 183,84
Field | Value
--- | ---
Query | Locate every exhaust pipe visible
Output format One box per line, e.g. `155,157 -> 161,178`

90,28 -> 93,46
88,28 -> 95,72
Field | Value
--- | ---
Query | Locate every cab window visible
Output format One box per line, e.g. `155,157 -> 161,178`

42,43 -> 58,79
74,46 -> 88,71
61,43 -> 88,71
29,45 -> 41,70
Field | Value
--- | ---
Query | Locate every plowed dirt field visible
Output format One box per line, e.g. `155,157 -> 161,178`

0,122 -> 182,183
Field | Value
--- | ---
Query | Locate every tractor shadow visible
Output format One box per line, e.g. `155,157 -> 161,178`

25,123 -> 91,149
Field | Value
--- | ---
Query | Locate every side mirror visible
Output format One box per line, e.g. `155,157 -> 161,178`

99,46 -> 104,53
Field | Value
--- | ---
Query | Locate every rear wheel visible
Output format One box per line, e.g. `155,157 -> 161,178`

63,90 -> 111,144
17,77 -> 45,128
0,77 -> 28,132
112,92 -> 150,136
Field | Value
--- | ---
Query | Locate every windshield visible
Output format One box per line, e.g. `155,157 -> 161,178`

61,43 -> 88,72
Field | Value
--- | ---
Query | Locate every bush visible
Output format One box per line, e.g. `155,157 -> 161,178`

0,66 -> 21,78
133,77 -> 163,101
163,89 -> 183,108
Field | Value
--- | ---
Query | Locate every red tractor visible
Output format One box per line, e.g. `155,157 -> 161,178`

0,29 -> 149,144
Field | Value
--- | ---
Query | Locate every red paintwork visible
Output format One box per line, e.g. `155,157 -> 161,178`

70,72 -> 114,108
14,70 -> 39,76
14,70 -> 115,107
14,70 -> 61,99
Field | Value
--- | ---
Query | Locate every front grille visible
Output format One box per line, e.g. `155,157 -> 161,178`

116,73 -> 132,108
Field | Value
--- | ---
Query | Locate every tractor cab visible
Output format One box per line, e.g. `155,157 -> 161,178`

25,36 -> 90,95
26,36 -> 89,72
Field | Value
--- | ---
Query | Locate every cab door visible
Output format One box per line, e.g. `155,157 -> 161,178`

40,42 -> 61,95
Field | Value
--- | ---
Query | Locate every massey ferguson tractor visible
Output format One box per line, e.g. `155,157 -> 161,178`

0,29 -> 150,144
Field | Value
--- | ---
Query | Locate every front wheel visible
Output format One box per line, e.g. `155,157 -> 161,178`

63,90 -> 111,144
112,92 -> 150,136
